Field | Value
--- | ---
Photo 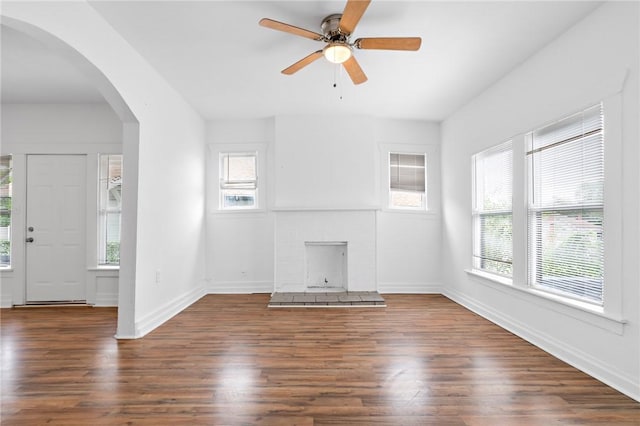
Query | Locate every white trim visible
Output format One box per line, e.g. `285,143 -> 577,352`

94,292 -> 118,307
207,280 -> 272,294
466,268 -> 513,286
272,206 -> 379,212
377,281 -> 443,294
208,142 -> 267,214
443,287 -> 639,402
122,285 -> 206,339
378,143 -> 441,216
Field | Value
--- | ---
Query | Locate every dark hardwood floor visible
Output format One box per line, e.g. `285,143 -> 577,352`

1,294 -> 639,425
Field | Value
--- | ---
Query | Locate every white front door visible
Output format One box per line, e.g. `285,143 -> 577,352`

26,155 -> 87,302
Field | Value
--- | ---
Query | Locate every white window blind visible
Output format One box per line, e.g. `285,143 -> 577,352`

472,142 -> 513,276
527,103 -> 604,304
220,152 -> 257,209
389,152 -> 426,210
390,153 -> 425,192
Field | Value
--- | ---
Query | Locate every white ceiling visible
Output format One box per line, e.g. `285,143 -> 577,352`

2,1 -> 601,121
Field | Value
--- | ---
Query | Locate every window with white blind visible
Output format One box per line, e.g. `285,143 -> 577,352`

472,142 -> 513,277
0,155 -> 12,267
220,152 -> 257,210
98,154 -> 122,265
527,103 -> 604,305
389,152 -> 426,210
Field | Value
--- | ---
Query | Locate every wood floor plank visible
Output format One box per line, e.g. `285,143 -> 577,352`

1,294 -> 639,424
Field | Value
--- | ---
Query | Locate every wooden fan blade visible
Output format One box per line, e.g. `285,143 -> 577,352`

259,18 -> 324,41
339,0 -> 371,35
343,55 -> 368,85
282,50 -> 324,75
355,37 -> 422,51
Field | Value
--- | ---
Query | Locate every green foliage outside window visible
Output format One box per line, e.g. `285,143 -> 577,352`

479,213 -> 513,276
540,210 -> 603,279
106,242 -> 120,264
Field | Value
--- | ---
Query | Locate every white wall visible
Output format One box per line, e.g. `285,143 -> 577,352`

206,115 -> 441,294
274,115 -> 378,209
374,119 -> 442,293
0,103 -> 122,307
2,2 -> 207,338
441,2 -> 639,400
206,118 -> 274,293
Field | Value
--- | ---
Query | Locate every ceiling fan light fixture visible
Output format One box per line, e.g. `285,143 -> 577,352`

323,43 -> 352,64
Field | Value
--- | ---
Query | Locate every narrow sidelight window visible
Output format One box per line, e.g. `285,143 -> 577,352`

98,155 -> 122,265
0,155 -> 12,267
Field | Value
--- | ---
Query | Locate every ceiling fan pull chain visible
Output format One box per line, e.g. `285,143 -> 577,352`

333,64 -> 344,100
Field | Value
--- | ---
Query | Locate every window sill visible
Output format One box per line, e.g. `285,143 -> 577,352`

0,267 -> 13,272
89,266 -> 120,271
466,268 -> 512,286
465,269 -> 627,335
209,208 -> 268,217
272,206 -> 379,212
380,207 -> 438,217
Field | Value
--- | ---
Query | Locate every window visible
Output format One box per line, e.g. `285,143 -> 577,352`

98,155 -> 122,265
389,152 -> 426,210
527,104 -> 604,305
472,142 -> 513,277
220,152 -> 257,210
0,155 -> 12,267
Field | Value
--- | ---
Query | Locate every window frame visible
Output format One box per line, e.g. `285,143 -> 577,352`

219,151 -> 258,211
467,95 -> 624,325
526,103 -> 605,306
388,151 -> 427,211
209,143 -> 267,214
98,154 -> 122,266
471,141 -> 513,279
0,155 -> 12,268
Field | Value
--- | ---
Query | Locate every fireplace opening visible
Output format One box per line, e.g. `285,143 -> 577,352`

305,242 -> 347,292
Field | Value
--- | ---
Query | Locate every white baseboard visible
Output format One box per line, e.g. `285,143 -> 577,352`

94,292 -> 118,307
134,285 -> 206,338
378,281 -> 443,294
443,288 -> 640,403
208,280 -> 272,294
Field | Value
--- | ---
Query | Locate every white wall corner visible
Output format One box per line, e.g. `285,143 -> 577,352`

131,284 -> 207,339
208,280 -> 273,294
442,288 -> 640,403
378,282 -> 444,294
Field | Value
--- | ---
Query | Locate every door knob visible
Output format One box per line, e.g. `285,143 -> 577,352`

28,227 -> 34,232
26,237 -> 34,243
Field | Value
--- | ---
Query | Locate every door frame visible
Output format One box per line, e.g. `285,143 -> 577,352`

25,154 -> 88,303
2,152 -> 119,306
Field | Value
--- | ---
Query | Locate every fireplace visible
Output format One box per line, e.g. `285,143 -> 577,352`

274,209 -> 377,293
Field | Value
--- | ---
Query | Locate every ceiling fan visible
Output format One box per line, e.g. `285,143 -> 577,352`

259,0 -> 421,85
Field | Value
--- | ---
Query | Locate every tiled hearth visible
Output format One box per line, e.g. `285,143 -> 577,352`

268,291 -> 385,307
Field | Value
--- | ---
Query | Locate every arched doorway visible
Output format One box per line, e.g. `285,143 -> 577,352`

1,16 -> 139,338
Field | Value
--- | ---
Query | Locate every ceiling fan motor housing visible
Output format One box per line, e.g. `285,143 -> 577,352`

321,14 -> 349,42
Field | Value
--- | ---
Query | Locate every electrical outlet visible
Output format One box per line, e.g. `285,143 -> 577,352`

155,270 -> 161,284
